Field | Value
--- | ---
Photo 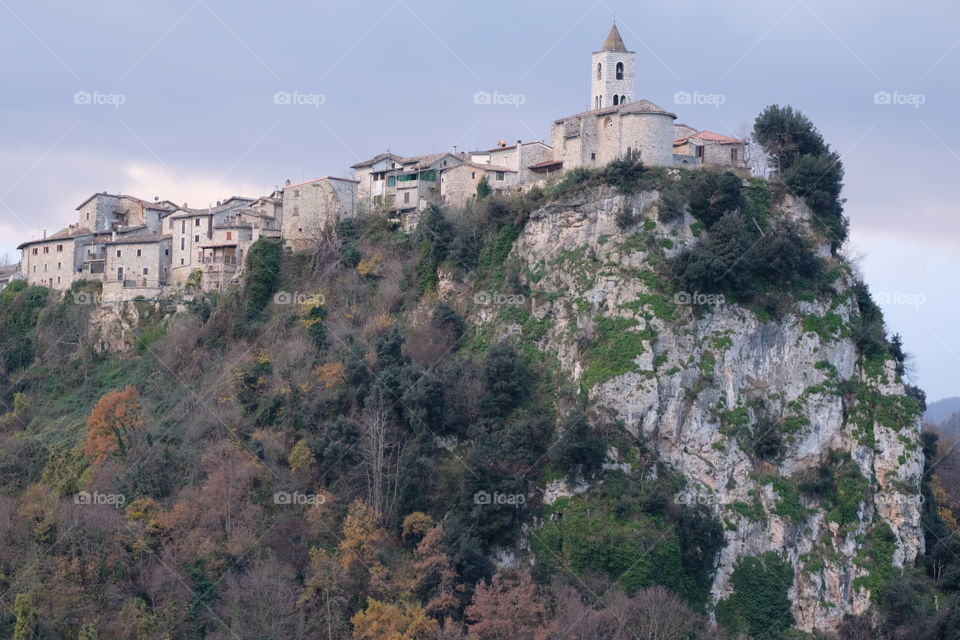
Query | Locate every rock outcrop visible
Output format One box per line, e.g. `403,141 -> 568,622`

503,185 -> 924,632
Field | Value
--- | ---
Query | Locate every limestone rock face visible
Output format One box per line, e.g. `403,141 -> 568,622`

505,186 -> 924,632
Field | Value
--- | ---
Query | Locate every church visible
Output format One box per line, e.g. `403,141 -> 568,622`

551,25 -> 745,170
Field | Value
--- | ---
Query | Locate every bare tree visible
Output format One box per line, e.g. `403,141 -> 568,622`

360,392 -> 406,518
734,121 -> 771,178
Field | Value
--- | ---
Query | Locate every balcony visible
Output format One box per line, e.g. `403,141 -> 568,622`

202,256 -> 238,265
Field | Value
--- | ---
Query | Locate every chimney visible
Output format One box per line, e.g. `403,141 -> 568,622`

111,230 -> 117,242
42,229 -> 46,239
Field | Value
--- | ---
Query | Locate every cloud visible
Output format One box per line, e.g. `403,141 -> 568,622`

0,149 -> 266,259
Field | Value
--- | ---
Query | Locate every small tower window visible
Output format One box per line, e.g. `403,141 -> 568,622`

616,62 -> 624,80
596,63 -> 602,79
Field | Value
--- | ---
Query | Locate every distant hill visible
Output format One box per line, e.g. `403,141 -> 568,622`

926,397 -> 960,424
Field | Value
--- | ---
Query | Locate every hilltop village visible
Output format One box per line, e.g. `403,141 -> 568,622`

11,25 -> 746,300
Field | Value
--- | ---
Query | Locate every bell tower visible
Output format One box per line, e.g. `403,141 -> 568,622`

591,24 -> 635,110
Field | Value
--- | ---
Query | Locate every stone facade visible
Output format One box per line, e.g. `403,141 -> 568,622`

552,100 -> 677,168
18,227 -> 90,288
281,177 -> 358,251
101,235 -> 172,298
673,130 -> 747,168
440,163 -> 517,208
591,25 -> 635,110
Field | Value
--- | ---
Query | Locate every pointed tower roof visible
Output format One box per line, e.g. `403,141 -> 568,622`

600,24 -> 627,52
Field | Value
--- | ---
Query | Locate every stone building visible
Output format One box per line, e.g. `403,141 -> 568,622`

439,162 -> 517,208
469,141 -> 553,185
280,176 -> 358,251
552,25 -> 677,169
673,129 -> 747,168
17,226 -> 93,289
100,234 -> 172,299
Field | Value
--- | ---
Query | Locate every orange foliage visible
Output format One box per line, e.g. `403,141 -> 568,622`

315,362 -> 346,389
83,386 -> 143,465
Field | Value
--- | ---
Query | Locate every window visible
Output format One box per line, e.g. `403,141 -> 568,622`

226,231 -> 232,240
57,262 -> 61,269
32,248 -> 38,255
591,152 -> 597,160
292,206 -> 299,217
181,220 -> 186,233
597,63 -> 601,79
164,249 -> 169,256
616,62 -> 624,79
387,176 -> 396,187
116,250 -> 121,257
169,219 -> 174,229
195,218 -> 200,226
117,267 -> 123,281
604,117 -> 613,128
731,148 -> 738,162
495,171 -> 505,181
403,192 -> 410,204
294,189 -> 300,198
136,249 -> 142,257
613,95 -> 619,105
621,95 -> 626,104
194,235 -> 200,243
180,238 -> 185,250
56,244 -> 63,252
43,246 -> 49,254
471,172 -> 476,179
143,268 -> 149,275
180,258 -> 184,265
57,276 -> 60,284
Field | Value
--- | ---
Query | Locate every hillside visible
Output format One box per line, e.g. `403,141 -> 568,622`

0,159 -> 955,639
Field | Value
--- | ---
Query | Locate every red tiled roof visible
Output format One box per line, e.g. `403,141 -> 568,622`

674,130 -> 745,145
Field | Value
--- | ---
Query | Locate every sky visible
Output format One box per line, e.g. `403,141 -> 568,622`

0,0 -> 957,401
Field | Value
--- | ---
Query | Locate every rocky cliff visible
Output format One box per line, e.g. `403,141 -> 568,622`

495,184 -> 924,632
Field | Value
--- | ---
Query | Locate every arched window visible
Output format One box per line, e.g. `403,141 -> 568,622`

604,117 -> 614,128
597,63 -> 602,79
613,95 -> 619,106
621,95 -> 627,104
616,62 -> 624,80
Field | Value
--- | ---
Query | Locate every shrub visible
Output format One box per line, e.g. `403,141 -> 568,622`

243,238 -> 282,322
688,172 -> 743,228
783,151 -> 847,247
715,552 -> 794,638
549,409 -> 606,480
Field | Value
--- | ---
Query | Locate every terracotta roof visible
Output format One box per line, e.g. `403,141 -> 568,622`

283,176 -> 360,189
104,234 -> 171,245
598,24 -> 629,52
17,225 -> 94,249
674,130 -> 745,146
528,160 -> 564,172
74,192 -> 153,211
350,153 -> 404,169
482,141 -> 552,154
556,98 -> 677,123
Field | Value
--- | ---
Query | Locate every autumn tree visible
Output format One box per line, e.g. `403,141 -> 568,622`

13,592 -> 38,640
301,547 -> 350,640
339,500 -> 389,593
414,523 -> 461,621
350,598 -> 438,640
466,572 -> 547,640
84,386 -> 143,465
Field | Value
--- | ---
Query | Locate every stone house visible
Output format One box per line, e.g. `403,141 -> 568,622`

101,234 -> 172,299
673,130 -> 747,168
439,162 -> 518,208
17,225 -> 94,288
470,141 -> 554,185
75,192 -> 176,234
280,176 -> 358,251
